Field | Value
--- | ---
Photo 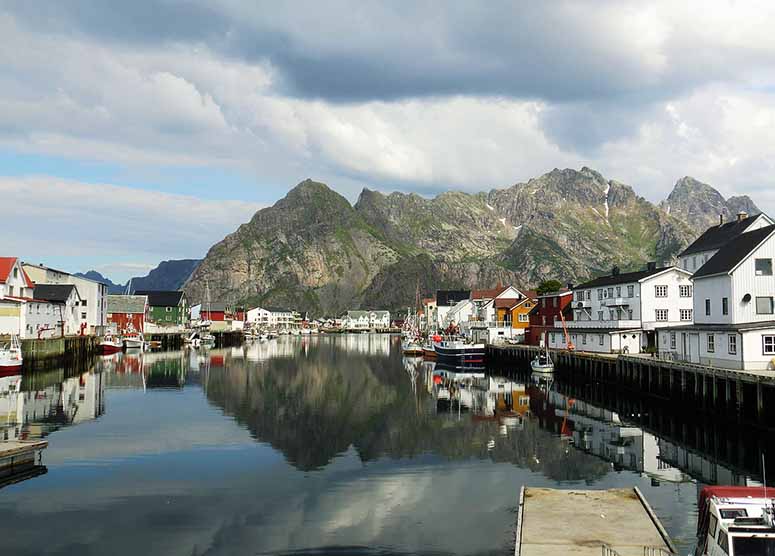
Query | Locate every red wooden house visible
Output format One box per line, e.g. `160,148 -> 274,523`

106,294 -> 148,333
526,289 -> 573,346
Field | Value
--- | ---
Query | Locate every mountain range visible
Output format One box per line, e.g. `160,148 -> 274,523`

183,167 -> 760,316
77,259 -> 201,294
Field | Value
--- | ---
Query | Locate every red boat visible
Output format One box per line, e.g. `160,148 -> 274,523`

0,335 -> 23,373
100,333 -> 123,354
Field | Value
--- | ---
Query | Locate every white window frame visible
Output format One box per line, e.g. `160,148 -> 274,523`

670,332 -> 676,350
679,285 -> 692,298
707,334 -> 715,353
764,335 -> 775,355
728,335 -> 737,355
680,309 -> 693,322
655,309 -> 668,322
627,285 -> 634,297
654,285 -> 668,298
598,334 -> 605,346
756,297 -> 774,315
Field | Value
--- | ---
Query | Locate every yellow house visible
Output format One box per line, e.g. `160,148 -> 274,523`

495,297 -> 536,330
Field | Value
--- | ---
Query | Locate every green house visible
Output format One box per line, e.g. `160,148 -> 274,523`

134,290 -> 188,326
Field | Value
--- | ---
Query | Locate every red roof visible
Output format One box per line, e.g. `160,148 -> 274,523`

471,285 -> 508,300
494,298 -> 520,309
0,258 -> 34,288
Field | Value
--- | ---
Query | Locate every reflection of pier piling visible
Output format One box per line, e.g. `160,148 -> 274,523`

0,440 -> 48,489
488,345 -> 775,425
515,487 -> 675,556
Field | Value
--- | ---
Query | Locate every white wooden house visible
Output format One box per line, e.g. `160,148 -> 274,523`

549,263 -> 693,354
664,222 -> 775,370
0,257 -> 62,339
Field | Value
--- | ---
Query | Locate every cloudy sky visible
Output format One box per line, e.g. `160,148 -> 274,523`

3,1 -> 775,281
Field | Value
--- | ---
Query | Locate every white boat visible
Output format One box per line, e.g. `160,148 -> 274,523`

402,338 -> 423,356
695,485 -> 775,555
123,332 -> 144,350
0,335 -> 23,373
530,345 -> 554,373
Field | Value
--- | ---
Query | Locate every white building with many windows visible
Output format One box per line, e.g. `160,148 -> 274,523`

548,263 -> 693,354
664,221 -> 775,370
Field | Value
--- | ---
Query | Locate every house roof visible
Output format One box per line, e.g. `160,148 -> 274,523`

536,289 -> 572,299
107,294 -> 147,314
494,298 -> 521,309
575,267 -> 673,289
471,285 -> 507,300
204,302 -> 230,312
33,284 -> 78,303
0,257 -> 34,288
133,290 -> 184,307
679,215 -> 764,257
436,290 -> 471,306
264,307 -> 292,314
692,224 -> 775,279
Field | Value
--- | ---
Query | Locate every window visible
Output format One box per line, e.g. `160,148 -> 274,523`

722,297 -> 728,315
680,309 -> 693,321
764,335 -> 775,355
541,298 -> 546,308
707,334 -> 715,353
165,315 -> 172,321
718,530 -> 729,554
615,286 -> 621,297
541,316 -> 546,325
670,332 -> 677,350
679,285 -> 692,297
708,514 -> 718,538
582,334 -> 587,345
518,313 -> 529,322
729,335 -> 737,355
552,297 -> 558,307
166,306 -> 173,312
692,256 -> 697,270
599,334 -> 605,345
575,291 -> 583,301
757,296 -> 775,314
550,333 -> 555,344
655,285 -> 668,298
597,289 -> 603,300
607,287 -> 614,298
627,285 -> 634,297
598,310 -> 604,321
627,309 -> 633,319
585,290 -> 591,300
755,258 -> 773,276
610,310 -> 616,320
655,309 -> 668,321
705,299 -> 711,316
81,299 -> 87,307
13,268 -> 18,279
81,312 -> 86,319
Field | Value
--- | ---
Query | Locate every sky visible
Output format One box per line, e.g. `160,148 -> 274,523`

2,1 -> 775,282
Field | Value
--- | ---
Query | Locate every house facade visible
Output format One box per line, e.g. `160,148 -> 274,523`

548,264 -> 693,354
33,284 -> 86,336
0,258 -> 62,339
345,311 -> 370,330
106,295 -> 148,334
22,263 -> 108,335
526,289 -> 573,346
663,222 -> 775,370
134,291 -> 188,328
246,307 -> 297,329
434,290 -> 471,330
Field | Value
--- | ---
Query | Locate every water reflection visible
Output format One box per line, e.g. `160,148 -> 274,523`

0,335 -> 771,555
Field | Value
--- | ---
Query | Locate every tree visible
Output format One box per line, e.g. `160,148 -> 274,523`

537,280 -> 563,295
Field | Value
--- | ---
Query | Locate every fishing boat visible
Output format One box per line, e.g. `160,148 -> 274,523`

433,339 -> 485,365
0,335 -> 23,373
402,337 -> 424,356
123,329 -> 144,350
530,343 -> 554,373
695,485 -> 775,555
100,332 -> 123,354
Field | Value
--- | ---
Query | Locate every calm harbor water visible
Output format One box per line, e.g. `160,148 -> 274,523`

1,334 -> 771,555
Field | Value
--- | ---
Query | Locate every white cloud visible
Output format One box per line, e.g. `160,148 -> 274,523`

0,176 -> 263,271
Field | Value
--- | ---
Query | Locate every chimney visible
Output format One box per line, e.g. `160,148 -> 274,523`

612,266 -> 620,276
567,282 -> 574,290
719,214 -> 724,226
646,261 -> 657,271
737,211 -> 748,222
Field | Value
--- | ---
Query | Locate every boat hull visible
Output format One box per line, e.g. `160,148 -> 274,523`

100,343 -> 123,354
0,362 -> 22,375
433,343 -> 485,364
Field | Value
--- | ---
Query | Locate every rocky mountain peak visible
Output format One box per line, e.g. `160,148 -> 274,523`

661,176 -> 761,234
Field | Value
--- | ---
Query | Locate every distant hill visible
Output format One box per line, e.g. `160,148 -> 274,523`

77,259 -> 200,294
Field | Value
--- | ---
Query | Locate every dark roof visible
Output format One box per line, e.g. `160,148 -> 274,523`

679,216 -> 761,257
134,290 -> 184,307
436,290 -> 471,306
204,302 -> 229,312
693,224 -> 775,279
33,284 -> 77,303
575,267 -> 673,289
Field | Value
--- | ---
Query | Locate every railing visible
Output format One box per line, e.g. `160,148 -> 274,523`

557,319 -> 641,329
601,297 -> 630,307
601,546 -> 675,556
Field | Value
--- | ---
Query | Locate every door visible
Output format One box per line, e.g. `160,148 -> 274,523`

689,333 -> 701,364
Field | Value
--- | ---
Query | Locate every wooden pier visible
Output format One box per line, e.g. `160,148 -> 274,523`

515,487 -> 676,556
0,441 -> 48,488
488,344 -> 775,425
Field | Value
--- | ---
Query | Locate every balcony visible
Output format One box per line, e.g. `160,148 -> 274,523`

573,299 -> 592,309
557,319 -> 641,330
601,297 -> 629,307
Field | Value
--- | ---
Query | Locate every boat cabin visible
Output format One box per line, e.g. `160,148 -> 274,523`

696,486 -> 775,556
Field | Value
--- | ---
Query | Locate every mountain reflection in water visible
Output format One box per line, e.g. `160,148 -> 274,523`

0,334 -> 770,555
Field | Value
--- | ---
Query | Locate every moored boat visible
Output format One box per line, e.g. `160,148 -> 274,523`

695,485 -> 775,555
433,339 -> 485,365
402,337 -> 423,356
530,345 -> 554,373
100,333 -> 123,354
0,335 -> 23,373
123,331 -> 144,350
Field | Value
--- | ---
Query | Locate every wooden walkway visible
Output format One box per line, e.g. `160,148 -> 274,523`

515,487 -> 676,556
